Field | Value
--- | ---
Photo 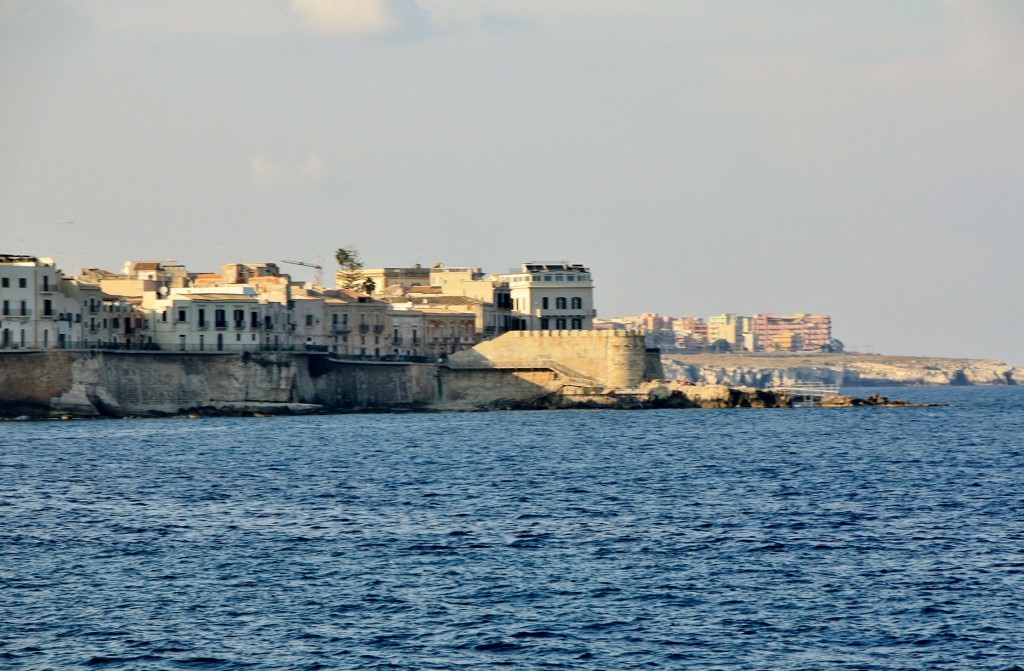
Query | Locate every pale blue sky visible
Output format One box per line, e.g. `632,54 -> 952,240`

2,0 -> 1022,363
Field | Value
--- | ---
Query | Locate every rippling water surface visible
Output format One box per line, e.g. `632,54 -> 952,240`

3,387 -> 1023,670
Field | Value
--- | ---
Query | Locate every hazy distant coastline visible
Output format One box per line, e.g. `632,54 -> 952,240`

662,352 -> 1023,387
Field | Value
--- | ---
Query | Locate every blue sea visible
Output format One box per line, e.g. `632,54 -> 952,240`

2,387 -> 1022,670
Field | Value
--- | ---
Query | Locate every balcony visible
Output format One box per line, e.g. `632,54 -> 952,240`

234,321 -> 246,330
332,325 -> 351,334
215,321 -> 228,329
38,284 -> 56,294
372,324 -> 384,334
358,324 -> 370,334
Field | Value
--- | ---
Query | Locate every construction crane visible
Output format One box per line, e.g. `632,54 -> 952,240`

281,259 -> 323,288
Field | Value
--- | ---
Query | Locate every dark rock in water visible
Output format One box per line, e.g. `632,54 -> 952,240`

818,393 -> 947,408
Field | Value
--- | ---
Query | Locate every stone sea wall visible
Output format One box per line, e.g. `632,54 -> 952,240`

0,331 -> 657,417
0,350 -> 437,417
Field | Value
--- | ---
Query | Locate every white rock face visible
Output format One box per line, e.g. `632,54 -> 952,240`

661,354 -> 1024,387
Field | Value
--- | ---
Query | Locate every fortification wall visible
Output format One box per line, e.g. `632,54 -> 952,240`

0,332 -> 652,417
447,330 -> 649,387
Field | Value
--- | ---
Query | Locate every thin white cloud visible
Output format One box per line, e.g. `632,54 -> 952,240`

250,156 -> 281,188
251,154 -> 329,188
289,0 -> 397,36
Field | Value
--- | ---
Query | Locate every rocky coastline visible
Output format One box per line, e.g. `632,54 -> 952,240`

662,353 -> 1023,387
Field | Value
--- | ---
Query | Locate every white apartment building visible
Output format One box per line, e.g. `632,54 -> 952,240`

141,286 -> 289,351
495,262 -> 595,331
0,255 -> 104,349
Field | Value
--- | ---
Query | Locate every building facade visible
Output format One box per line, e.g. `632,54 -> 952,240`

495,262 -> 595,331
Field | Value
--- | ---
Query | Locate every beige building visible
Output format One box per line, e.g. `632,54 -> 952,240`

313,289 -> 393,357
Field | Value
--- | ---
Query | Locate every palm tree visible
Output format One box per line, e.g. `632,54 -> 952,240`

335,246 -> 366,291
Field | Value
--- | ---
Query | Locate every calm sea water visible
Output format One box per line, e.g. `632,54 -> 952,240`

2,387 -> 1022,670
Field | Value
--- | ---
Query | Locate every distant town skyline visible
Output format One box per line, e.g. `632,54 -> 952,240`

2,1 -> 1022,364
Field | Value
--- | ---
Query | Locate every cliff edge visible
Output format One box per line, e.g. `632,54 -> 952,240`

662,352 -> 1023,387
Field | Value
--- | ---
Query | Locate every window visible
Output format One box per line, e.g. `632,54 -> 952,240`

540,318 -> 549,329
332,313 -> 338,325
306,314 -> 314,327
112,317 -> 119,328
43,300 -> 52,316
18,278 -> 26,288
544,275 -> 552,281
567,275 -> 575,282
572,318 -> 582,330
198,308 -> 206,327
177,309 -> 187,322
555,275 -> 563,281
2,300 -> 7,316
20,301 -> 27,316
1,278 -> 7,288
556,318 -> 567,329
542,297 -> 549,309
215,309 -> 226,328
342,313 -> 349,325
556,297 -> 567,310
571,297 -> 582,310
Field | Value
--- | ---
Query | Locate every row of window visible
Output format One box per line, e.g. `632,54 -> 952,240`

540,297 -> 584,310
0,276 -> 57,290
1,299 -> 57,317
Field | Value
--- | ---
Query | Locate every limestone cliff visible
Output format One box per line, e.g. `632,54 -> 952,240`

662,353 -> 1024,387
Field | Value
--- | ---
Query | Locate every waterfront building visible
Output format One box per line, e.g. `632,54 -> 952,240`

418,308 -> 477,359
388,307 -> 425,358
494,262 -> 595,331
0,254 -> 94,349
140,286 -> 284,352
314,288 -> 393,357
